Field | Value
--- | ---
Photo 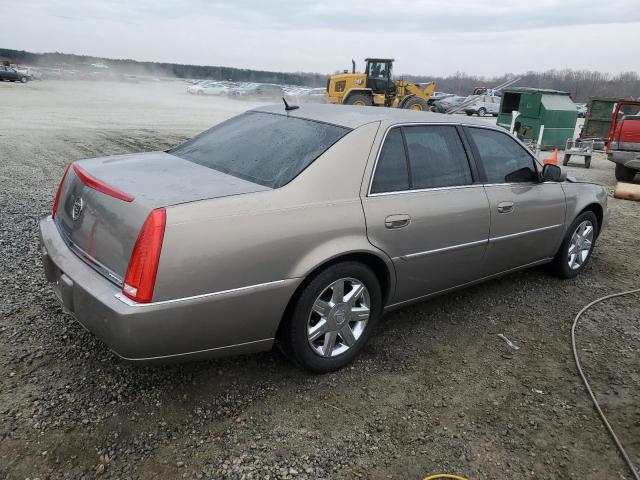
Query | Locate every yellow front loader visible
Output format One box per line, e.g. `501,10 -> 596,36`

326,58 -> 436,111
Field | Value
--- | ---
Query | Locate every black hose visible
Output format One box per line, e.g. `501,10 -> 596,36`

572,289 -> 640,480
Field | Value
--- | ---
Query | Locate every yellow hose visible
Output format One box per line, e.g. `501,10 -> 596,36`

423,476 -> 468,480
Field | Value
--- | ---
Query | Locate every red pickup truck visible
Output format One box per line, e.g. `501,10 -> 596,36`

608,101 -> 640,182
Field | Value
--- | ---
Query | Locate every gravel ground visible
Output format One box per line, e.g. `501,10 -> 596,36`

1,80 -> 639,480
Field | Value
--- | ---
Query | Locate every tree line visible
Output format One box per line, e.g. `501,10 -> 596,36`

1,48 -> 638,102
0,48 -> 328,87
404,70 -> 640,103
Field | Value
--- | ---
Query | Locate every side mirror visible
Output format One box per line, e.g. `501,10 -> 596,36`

541,163 -> 566,182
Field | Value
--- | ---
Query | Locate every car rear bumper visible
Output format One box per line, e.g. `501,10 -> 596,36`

607,150 -> 640,170
39,216 -> 299,363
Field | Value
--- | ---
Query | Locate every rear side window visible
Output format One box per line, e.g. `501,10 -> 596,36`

370,128 -> 410,193
403,125 -> 472,189
466,127 -> 537,183
169,112 -> 350,188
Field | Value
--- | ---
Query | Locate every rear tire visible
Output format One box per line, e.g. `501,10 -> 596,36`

551,211 -> 598,279
278,262 -> 382,373
345,93 -> 373,107
401,96 -> 429,111
615,163 -> 636,182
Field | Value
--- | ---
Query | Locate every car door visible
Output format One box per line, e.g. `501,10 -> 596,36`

464,126 -> 566,275
362,124 -> 490,305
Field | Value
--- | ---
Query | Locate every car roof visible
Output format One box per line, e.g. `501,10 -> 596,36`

253,103 -> 493,129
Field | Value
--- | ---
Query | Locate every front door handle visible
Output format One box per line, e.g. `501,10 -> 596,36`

385,214 -> 411,229
497,202 -> 514,214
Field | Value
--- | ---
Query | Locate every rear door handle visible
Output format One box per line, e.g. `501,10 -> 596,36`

497,201 -> 514,214
385,214 -> 411,229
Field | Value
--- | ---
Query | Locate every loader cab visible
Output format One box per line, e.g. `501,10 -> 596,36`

365,58 -> 395,96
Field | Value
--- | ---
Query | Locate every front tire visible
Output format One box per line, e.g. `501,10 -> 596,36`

477,107 -> 486,117
20,76 -> 28,83
401,96 -> 430,111
615,163 -> 636,182
278,262 -> 382,373
551,211 -> 598,279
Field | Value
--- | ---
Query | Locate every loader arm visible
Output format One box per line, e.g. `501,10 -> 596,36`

395,80 -> 436,102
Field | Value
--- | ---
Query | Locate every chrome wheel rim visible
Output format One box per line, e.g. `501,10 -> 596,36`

568,220 -> 594,270
307,278 -> 370,357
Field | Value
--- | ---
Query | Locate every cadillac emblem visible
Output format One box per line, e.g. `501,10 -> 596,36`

71,197 -> 84,221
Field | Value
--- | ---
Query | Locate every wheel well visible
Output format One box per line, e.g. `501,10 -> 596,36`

345,90 -> 372,102
580,203 -> 604,236
276,252 -> 392,338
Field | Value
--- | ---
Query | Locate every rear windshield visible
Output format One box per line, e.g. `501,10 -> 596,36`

168,112 -> 351,188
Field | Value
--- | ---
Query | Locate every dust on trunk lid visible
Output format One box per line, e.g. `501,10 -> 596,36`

53,151 -> 269,284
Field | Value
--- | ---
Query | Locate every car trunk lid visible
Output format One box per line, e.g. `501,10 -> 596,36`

54,151 -> 269,283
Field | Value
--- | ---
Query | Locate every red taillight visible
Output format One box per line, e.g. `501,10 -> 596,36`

122,208 -> 166,303
52,163 -> 72,219
73,164 -> 135,202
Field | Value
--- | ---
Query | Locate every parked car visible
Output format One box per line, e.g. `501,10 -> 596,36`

433,95 -> 466,113
40,105 -> 608,372
464,95 -> 500,116
0,65 -> 31,83
15,67 -> 42,80
187,81 -> 229,96
233,83 -> 284,100
430,91 -> 455,102
608,113 -> 640,181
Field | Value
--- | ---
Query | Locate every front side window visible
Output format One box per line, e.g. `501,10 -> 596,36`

403,125 -> 472,189
370,128 -> 409,194
169,112 -> 350,189
466,127 -> 537,183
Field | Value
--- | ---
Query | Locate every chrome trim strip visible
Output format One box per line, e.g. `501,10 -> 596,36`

369,183 -> 484,197
400,238 -> 488,260
397,224 -> 563,261
113,338 -> 274,362
489,223 -> 563,243
482,182 -> 539,187
114,279 -> 288,307
57,224 -> 124,286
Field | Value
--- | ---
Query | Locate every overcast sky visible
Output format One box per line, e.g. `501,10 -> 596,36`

1,0 -> 639,77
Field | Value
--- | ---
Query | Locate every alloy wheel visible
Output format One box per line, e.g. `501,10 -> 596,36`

568,220 -> 594,270
307,278 -> 370,357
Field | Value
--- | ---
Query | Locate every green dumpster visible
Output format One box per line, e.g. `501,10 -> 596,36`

497,88 -> 578,150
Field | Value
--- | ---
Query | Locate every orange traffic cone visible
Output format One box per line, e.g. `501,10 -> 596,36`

543,148 -> 559,165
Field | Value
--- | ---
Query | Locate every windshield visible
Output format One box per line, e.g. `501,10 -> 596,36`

169,112 -> 351,188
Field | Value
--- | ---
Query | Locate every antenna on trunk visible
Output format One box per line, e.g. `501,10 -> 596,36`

283,97 -> 299,111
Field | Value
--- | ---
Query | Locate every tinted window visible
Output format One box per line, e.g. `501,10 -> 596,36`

466,127 -> 537,183
371,128 -> 409,194
404,125 -> 472,189
169,112 -> 350,188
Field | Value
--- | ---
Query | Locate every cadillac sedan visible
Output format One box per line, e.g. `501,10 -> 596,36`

40,104 -> 608,372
